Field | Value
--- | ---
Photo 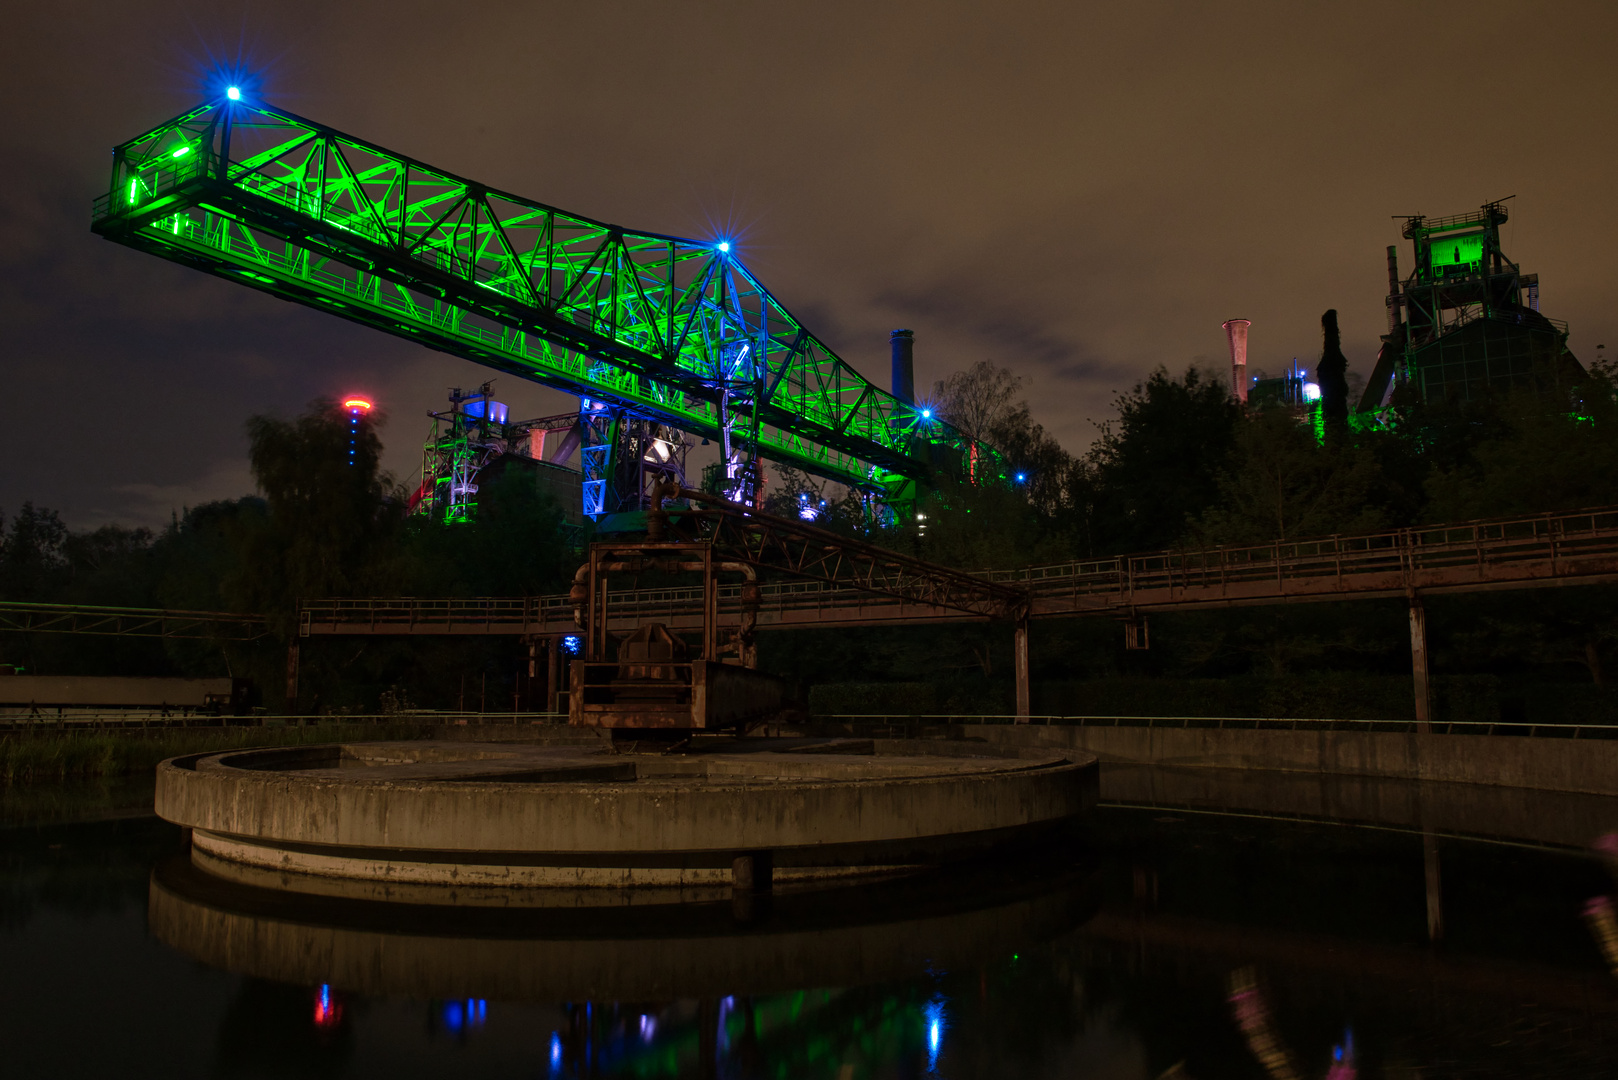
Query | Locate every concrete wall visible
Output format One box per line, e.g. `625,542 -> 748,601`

965,723 -> 1618,797
1101,763 -> 1618,848
0,675 -> 235,707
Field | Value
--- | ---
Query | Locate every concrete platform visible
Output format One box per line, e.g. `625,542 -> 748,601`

155,738 -> 1096,900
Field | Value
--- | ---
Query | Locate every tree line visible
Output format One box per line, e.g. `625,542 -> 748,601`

4,317 -> 1617,712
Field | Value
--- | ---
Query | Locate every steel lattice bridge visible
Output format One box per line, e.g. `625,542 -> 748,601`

90,93 -> 985,504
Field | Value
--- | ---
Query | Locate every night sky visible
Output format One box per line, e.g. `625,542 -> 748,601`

4,1 -> 1616,529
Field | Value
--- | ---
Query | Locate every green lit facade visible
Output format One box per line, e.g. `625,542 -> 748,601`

1360,202 -> 1582,416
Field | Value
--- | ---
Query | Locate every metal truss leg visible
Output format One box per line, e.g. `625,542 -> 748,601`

1014,619 -> 1030,722
1409,597 -> 1432,733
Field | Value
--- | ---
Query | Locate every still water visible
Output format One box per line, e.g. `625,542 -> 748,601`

2,770 -> 1617,1079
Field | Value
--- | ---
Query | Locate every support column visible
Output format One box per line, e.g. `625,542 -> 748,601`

1014,619 -> 1030,722
285,642 -> 300,711
546,636 -> 560,715
1409,596 -> 1433,733
1423,831 -> 1444,943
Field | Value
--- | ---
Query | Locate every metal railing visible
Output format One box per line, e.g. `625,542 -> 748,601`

299,505 -> 1618,634
814,714 -> 1618,740
0,710 -> 570,731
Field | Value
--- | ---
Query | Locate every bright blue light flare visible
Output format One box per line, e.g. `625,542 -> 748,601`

226,85 -> 241,101
797,492 -> 827,522
560,634 -> 582,656
923,999 -> 946,1072
716,241 -> 731,253
920,408 -> 932,420
1015,472 -> 1027,483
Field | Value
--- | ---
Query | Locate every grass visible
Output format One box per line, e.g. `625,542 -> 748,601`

0,723 -> 432,784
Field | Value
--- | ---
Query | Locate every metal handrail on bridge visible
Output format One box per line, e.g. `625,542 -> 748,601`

298,504 -> 1618,634
816,714 -> 1618,740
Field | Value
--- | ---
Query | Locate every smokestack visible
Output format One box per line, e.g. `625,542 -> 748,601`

890,329 -> 915,404
1222,319 -> 1251,403
1385,245 -> 1402,333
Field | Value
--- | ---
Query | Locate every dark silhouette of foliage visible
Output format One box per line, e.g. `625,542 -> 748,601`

1079,365 -> 1243,554
1315,308 -> 1352,432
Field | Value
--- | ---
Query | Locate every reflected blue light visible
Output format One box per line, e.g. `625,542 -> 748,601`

226,86 -> 241,101
718,996 -> 734,1052
440,998 -> 486,1036
923,998 -> 946,1072
639,1013 -> 657,1042
560,634 -> 582,656
550,1031 -> 563,1076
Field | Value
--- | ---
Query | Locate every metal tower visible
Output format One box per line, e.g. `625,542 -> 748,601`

1360,201 -> 1581,415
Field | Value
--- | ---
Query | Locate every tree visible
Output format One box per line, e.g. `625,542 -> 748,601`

1081,365 -> 1243,554
1421,362 -> 1618,522
1193,407 -> 1387,545
933,360 -> 1072,514
0,502 -> 68,601
232,400 -> 403,629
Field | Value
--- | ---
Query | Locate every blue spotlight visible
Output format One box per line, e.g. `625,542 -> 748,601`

716,241 -> 730,253
1015,472 -> 1026,483
226,86 -> 241,101
920,408 -> 932,420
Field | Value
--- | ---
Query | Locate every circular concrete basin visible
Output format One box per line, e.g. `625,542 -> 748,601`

155,738 -> 1096,898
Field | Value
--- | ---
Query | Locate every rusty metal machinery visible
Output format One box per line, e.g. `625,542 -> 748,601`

567,540 -> 778,730
558,487 -> 1031,730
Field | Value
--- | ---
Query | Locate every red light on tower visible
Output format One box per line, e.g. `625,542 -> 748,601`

343,398 -> 373,467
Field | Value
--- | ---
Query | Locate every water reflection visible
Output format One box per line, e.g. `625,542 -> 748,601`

151,852 -> 1097,1077
6,770 -> 1618,1077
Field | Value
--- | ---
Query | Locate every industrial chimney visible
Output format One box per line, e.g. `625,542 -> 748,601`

890,329 -> 915,404
1222,319 -> 1251,404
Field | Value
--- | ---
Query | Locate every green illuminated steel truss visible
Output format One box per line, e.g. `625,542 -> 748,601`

91,97 -> 988,499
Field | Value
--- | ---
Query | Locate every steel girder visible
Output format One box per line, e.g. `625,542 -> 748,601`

658,490 -> 1029,621
0,602 -> 269,640
90,97 -> 988,498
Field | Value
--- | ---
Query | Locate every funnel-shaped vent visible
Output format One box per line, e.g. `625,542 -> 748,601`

1222,319 -> 1251,403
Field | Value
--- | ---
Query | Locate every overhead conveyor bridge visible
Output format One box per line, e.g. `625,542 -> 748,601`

90,95 -> 985,502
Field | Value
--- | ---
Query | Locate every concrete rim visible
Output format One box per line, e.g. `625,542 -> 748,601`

155,739 -> 1097,892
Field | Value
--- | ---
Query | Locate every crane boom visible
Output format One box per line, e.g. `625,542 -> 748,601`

91,95 -> 985,501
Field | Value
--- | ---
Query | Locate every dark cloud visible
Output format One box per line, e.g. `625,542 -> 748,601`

3,0 -> 1615,526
